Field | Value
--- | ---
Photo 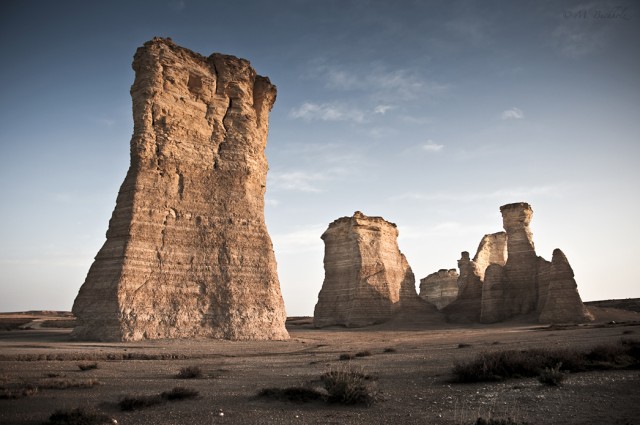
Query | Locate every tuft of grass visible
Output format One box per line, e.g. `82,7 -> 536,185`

458,343 -> 472,349
161,386 -> 199,401
622,330 -> 634,335
118,394 -> 163,411
538,362 -> 565,386
45,407 -> 113,425
383,347 -> 397,353
339,353 -> 354,361
257,387 -> 325,403
77,363 -> 98,371
0,383 -> 38,399
355,350 -> 372,357
320,369 -> 376,406
175,365 -> 202,379
452,338 -> 640,383
39,378 -> 100,389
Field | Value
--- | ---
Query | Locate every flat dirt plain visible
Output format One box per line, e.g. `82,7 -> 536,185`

1,303 -> 639,425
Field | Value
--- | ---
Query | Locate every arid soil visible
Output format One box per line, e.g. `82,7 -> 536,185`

0,306 -> 639,425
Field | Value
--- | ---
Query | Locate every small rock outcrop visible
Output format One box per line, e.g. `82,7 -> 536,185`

314,211 -> 420,327
538,249 -> 593,323
419,269 -> 459,310
72,38 -> 288,341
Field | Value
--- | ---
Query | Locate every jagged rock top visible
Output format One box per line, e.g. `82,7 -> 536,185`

322,211 -> 397,238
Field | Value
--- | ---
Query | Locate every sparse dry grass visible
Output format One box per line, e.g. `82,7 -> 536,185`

45,407 -> 113,424
452,338 -> 640,383
77,363 -> 98,371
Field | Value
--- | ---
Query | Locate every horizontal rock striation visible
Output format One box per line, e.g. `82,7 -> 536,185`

72,37 -> 288,341
419,269 -> 459,310
314,211 -> 420,327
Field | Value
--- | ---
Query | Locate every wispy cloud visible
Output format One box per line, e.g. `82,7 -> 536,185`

269,142 -> 369,192
373,104 -> 394,115
271,224 -> 326,253
391,185 -> 568,203
500,107 -> 524,120
422,140 -> 444,153
268,171 -> 327,192
306,60 -> 449,102
290,102 -> 366,123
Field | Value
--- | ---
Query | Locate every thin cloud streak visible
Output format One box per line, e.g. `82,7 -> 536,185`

391,185 -> 569,203
501,107 -> 524,120
289,102 -> 366,123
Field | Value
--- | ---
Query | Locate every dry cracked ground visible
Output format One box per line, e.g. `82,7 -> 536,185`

0,304 -> 639,425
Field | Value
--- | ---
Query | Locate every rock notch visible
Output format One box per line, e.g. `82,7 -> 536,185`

72,38 -> 288,341
314,211 -> 421,327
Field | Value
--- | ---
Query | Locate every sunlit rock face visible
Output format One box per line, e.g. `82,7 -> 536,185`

72,38 -> 288,341
314,211 -> 420,327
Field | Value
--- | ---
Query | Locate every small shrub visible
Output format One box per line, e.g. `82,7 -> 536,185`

118,394 -> 163,411
355,351 -> 372,357
77,363 -> 98,371
622,330 -> 634,335
0,383 -> 38,399
339,353 -> 354,361
161,386 -> 199,401
383,347 -> 397,353
176,365 -> 202,379
257,387 -> 325,403
458,343 -> 472,349
39,379 -> 100,389
321,370 -> 375,405
46,407 -> 113,425
538,363 -> 565,386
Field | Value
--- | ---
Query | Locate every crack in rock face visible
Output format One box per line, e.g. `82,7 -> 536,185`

72,38 -> 288,342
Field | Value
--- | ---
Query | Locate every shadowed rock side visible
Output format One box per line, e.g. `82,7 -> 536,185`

538,249 -> 593,323
439,232 -> 507,323
314,211 -> 423,327
419,269 -> 459,310
72,38 -> 288,341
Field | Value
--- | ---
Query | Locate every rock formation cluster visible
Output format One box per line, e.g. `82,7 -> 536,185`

314,212 -> 422,327
72,38 -> 288,341
425,203 -> 591,324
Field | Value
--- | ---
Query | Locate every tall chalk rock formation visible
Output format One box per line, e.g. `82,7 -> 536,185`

314,212 -> 420,327
72,38 -> 288,341
419,269 -> 459,310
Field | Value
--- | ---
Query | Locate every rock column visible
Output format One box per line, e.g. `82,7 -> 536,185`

72,38 -> 288,341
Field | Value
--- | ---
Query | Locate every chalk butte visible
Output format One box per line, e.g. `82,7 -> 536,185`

314,211 -> 421,327
72,38 -> 288,341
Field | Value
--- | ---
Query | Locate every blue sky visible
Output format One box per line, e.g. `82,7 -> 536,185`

1,0 -> 638,315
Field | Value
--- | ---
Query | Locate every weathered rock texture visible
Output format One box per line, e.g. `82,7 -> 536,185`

419,269 -> 459,310
72,38 -> 288,341
314,212 -> 420,327
436,233 -> 506,322
538,249 -> 593,323
478,202 -> 591,324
